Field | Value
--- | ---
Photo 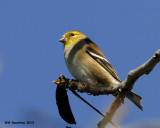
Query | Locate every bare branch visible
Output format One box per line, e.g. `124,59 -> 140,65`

53,49 -> 160,128
53,75 -> 119,96
121,49 -> 160,90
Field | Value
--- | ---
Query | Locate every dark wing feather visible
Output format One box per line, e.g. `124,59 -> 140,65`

56,86 -> 76,124
86,46 -> 121,82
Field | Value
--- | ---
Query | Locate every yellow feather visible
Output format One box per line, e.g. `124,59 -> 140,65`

60,30 -> 87,48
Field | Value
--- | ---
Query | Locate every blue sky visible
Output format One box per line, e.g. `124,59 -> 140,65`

0,0 -> 160,128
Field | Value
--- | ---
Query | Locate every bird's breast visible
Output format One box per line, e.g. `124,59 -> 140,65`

64,45 -> 120,88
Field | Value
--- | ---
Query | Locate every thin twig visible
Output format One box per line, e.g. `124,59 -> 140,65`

71,90 -> 118,128
97,93 -> 125,128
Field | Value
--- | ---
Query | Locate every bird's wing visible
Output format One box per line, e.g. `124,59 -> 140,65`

85,42 -> 121,82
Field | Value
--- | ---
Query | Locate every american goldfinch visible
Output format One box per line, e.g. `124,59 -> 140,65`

59,30 -> 143,110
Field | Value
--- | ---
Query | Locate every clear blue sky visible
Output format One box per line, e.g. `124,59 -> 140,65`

0,0 -> 160,128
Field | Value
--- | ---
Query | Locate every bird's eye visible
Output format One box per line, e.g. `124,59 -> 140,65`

70,33 -> 75,36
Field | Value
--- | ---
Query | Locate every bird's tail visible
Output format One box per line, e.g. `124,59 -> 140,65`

126,91 -> 143,111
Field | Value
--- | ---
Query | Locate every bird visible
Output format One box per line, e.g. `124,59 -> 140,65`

59,30 -> 143,110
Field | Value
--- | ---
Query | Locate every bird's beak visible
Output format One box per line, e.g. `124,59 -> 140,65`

59,37 -> 66,43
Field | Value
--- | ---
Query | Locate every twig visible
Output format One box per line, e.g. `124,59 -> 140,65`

121,49 -> 160,90
97,94 -> 124,128
71,90 -> 118,128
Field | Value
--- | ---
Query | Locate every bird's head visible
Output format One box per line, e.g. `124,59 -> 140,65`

59,30 -> 87,48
